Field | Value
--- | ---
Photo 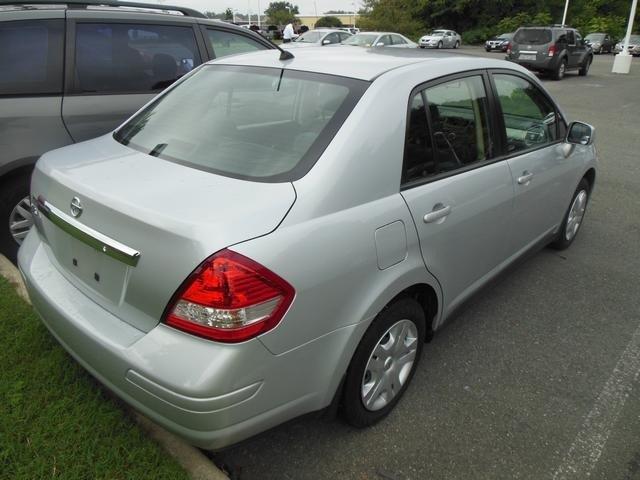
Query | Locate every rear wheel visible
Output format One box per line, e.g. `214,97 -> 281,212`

454,41 -> 460,49
437,41 -> 443,49
0,172 -> 33,264
342,298 -> 425,427
579,56 -> 592,76
553,58 -> 567,80
550,178 -> 590,250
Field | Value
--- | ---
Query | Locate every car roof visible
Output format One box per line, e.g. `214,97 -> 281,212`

0,0 -> 205,17
211,46 -> 521,82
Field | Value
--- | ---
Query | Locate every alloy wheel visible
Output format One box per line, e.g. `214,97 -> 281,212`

565,190 -> 588,241
9,195 -> 33,245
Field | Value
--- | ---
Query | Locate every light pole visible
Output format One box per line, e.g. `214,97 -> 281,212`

612,0 -> 638,73
257,0 -> 261,29
561,0 -> 569,26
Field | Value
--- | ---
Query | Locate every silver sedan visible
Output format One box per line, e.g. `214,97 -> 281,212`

20,47 -> 596,450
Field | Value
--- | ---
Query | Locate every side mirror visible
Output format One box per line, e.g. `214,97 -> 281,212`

322,39 -> 331,45
566,121 -> 595,146
376,42 -> 385,47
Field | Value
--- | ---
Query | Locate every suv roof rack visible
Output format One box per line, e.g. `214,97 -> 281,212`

0,0 -> 206,18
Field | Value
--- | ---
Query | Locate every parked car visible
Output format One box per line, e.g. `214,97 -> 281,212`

584,32 -> 614,54
614,35 -> 640,55
419,29 -> 462,49
264,24 -> 282,40
506,26 -> 593,80
283,28 -> 351,48
20,46 -> 597,450
485,32 -> 513,52
0,0 -> 275,263
342,31 -> 417,48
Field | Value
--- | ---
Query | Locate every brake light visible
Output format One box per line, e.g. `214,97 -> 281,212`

506,43 -> 512,55
548,44 -> 556,57
163,249 -> 294,343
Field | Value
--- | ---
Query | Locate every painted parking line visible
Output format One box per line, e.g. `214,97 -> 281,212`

552,324 -> 640,479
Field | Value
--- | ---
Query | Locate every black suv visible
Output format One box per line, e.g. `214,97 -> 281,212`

506,26 -> 593,80
0,0 -> 275,262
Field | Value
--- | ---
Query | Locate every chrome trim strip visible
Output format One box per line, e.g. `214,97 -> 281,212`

35,196 -> 141,267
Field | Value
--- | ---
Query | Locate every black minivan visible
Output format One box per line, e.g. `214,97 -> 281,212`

506,26 -> 593,80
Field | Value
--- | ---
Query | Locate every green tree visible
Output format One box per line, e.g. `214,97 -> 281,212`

224,8 -> 233,20
315,16 -> 344,28
265,2 -> 299,25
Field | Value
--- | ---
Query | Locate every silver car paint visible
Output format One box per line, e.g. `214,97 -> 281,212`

19,48 -> 597,449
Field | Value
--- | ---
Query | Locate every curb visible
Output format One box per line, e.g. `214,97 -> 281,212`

0,254 -> 228,480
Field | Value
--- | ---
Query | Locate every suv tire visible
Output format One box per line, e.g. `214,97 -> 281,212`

552,58 -> 567,80
578,56 -> 592,76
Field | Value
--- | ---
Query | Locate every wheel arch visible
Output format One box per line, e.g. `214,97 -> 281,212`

583,167 -> 596,190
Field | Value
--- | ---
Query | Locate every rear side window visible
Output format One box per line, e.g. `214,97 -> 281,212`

206,29 -> 265,58
514,28 -> 552,44
402,76 -> 492,185
114,65 -> 368,182
0,19 -> 63,95
493,74 -> 561,153
74,23 -> 201,94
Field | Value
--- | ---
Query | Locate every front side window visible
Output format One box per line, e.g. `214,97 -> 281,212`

75,23 -> 200,94
324,32 -> 340,44
392,35 -> 407,45
493,74 -> 560,153
425,76 -> 492,173
378,35 -> 392,46
207,29 -> 265,58
114,65 -> 368,181
0,19 -> 63,95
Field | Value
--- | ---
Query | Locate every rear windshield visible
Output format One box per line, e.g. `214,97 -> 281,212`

585,34 -> 605,41
514,28 -> 552,44
114,65 -> 368,182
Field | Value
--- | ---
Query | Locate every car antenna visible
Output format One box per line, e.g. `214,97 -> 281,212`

277,46 -> 295,60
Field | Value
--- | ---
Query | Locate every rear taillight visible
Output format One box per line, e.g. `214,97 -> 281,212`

163,249 -> 294,343
548,44 -> 556,57
506,43 -> 512,54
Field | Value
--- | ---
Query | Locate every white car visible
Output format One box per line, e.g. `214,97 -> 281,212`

343,31 -> 417,48
419,29 -> 462,49
284,28 -> 352,48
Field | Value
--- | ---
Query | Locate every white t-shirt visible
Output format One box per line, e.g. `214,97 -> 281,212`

283,23 -> 296,40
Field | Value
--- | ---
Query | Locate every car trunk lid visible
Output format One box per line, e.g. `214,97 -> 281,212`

31,136 -> 296,333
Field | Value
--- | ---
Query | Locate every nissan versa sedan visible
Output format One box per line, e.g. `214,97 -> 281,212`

19,47 -> 597,450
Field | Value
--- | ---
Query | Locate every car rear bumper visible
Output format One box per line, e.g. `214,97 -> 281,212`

18,230 -> 357,449
507,55 -> 559,72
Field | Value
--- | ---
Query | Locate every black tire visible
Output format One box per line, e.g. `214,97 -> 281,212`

437,41 -> 443,49
550,178 -> 590,250
579,56 -> 592,76
485,47 -> 491,52
552,58 -> 567,80
342,298 -> 426,428
454,41 -> 460,49
0,172 -> 32,264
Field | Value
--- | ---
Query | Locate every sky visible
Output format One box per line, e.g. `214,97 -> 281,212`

153,0 -> 361,16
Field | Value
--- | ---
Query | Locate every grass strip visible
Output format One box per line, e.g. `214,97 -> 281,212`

0,276 -> 190,480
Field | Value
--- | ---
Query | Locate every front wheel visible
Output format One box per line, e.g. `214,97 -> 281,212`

437,41 -> 443,49
550,178 -> 590,250
342,298 -> 426,427
579,56 -> 592,76
454,41 -> 460,49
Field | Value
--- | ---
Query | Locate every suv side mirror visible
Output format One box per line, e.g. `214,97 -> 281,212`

567,121 -> 595,146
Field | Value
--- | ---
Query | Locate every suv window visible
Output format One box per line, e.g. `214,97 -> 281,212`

206,29 -> 265,58
75,23 -> 200,94
403,76 -> 491,184
514,28 -> 552,44
493,74 -> 560,153
567,30 -> 576,45
0,19 -> 64,95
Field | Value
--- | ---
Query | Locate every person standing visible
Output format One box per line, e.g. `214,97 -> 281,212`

282,20 -> 297,43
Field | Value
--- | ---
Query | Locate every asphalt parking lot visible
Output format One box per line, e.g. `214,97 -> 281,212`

211,47 -> 640,480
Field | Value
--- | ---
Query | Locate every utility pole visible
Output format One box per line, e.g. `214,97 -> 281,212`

561,0 -> 569,26
612,0 -> 638,73
257,0 -> 261,29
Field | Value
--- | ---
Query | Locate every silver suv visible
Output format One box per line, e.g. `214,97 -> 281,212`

0,0 -> 274,262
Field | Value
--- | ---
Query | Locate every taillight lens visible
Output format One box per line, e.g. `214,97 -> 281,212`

548,44 -> 556,57
163,249 -> 294,343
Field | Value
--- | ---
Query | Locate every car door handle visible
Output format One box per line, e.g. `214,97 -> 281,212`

517,172 -> 534,185
423,204 -> 451,223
